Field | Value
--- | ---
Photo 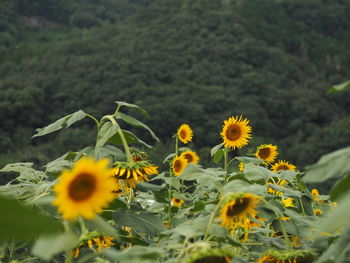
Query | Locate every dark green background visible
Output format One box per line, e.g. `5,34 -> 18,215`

1,0 -> 349,178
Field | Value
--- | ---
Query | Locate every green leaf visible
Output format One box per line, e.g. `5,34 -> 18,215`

108,129 -> 152,148
213,149 -> 224,164
113,209 -> 164,236
328,80 -> 350,94
115,112 -> 159,142
32,232 -> 78,260
32,110 -> 86,138
330,172 -> 350,201
91,215 -> 120,240
210,143 -> 224,156
105,246 -> 163,262
244,163 -> 273,181
0,195 -> 63,240
95,122 -> 118,149
318,191 -> 350,234
303,146 -> 350,183
0,162 -> 44,181
115,101 -> 150,118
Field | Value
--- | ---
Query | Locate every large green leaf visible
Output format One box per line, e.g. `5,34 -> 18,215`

0,195 -> 63,240
0,162 -> 44,182
328,80 -> 350,94
32,232 -> 78,260
303,146 -> 350,183
95,122 -> 118,149
32,110 -> 86,138
318,191 -> 350,234
115,101 -> 150,118
113,208 -> 164,236
108,129 -> 152,148
330,172 -> 350,201
115,112 -> 159,142
105,246 -> 163,262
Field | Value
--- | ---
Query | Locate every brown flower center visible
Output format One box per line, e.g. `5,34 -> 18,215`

184,153 -> 193,163
277,165 -> 289,171
225,124 -> 241,141
258,147 -> 271,159
68,173 -> 97,201
174,198 -> 181,203
194,256 -> 231,263
180,129 -> 187,139
174,160 -> 183,173
226,197 -> 250,217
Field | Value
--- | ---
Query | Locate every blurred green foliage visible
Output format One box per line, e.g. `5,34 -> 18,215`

0,0 -> 350,178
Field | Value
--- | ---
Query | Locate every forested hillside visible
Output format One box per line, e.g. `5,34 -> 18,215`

1,0 -> 350,169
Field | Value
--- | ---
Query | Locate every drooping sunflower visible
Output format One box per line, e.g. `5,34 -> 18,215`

185,247 -> 235,263
219,193 -> 261,229
113,161 -> 158,189
171,198 -> 184,208
271,160 -> 296,173
220,116 -> 252,149
257,249 -> 314,263
172,155 -> 188,176
52,157 -> 117,220
255,144 -> 278,164
177,124 -> 193,144
181,150 -> 200,164
73,231 -> 115,258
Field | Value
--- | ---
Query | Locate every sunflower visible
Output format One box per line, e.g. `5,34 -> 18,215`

314,209 -> 323,216
238,162 -> 245,172
282,198 -> 295,208
172,155 -> 188,176
257,249 -> 314,263
171,198 -> 184,208
271,160 -> 296,173
268,179 -> 288,196
255,144 -> 278,164
52,157 -> 117,220
73,232 -> 115,258
219,193 -> 261,229
181,150 -> 200,164
185,247 -> 235,263
220,116 -> 252,149
311,188 -> 319,201
177,124 -> 193,144
113,161 -> 158,189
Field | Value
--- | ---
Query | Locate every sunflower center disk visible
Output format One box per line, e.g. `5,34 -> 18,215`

180,130 -> 187,140
184,153 -> 193,162
174,160 -> 182,173
277,165 -> 289,170
226,124 -> 241,141
226,197 -> 250,217
258,148 -> 271,159
194,256 -> 230,263
68,173 -> 97,201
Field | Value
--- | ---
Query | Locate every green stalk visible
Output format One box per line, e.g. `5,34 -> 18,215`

63,220 -> 73,263
85,113 -> 99,129
298,196 -> 306,216
262,199 -> 292,250
224,149 -> 228,174
204,197 -> 225,241
175,136 -> 179,156
105,115 -> 133,162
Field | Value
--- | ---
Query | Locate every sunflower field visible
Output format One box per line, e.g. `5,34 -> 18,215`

1,99 -> 350,263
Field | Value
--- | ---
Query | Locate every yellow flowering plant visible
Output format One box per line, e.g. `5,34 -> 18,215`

0,101 -> 347,263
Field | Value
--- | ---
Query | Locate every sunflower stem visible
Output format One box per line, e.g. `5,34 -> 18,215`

204,198 -> 225,241
224,149 -> 228,175
168,168 -> 172,222
175,136 -> 179,156
79,217 -> 88,235
63,220 -> 73,263
85,113 -> 100,129
105,115 -> 133,163
298,196 -> 306,216
261,199 -> 292,251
